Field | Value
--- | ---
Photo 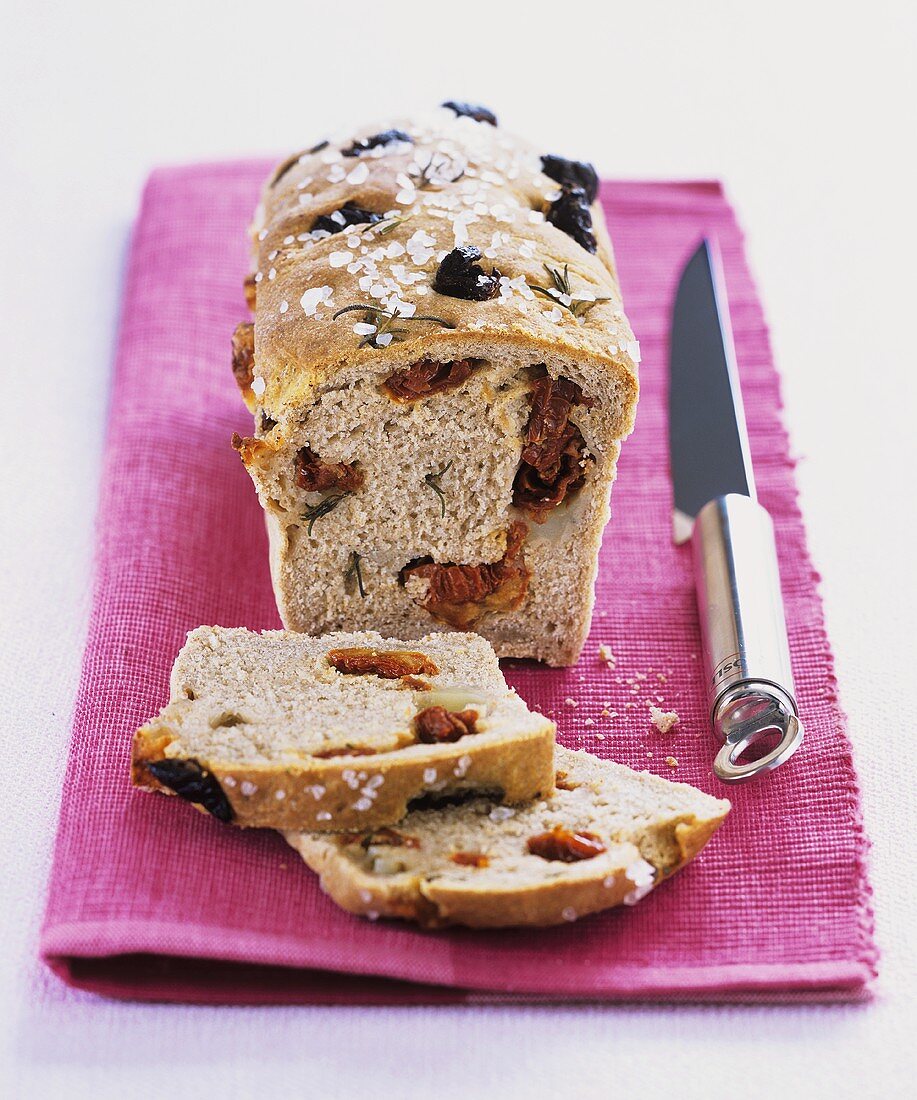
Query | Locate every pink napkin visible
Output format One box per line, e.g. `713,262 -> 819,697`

40,164 -> 877,1003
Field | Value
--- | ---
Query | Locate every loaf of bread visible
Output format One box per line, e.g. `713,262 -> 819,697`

132,627 -> 555,831
285,746 -> 730,928
231,103 -> 639,666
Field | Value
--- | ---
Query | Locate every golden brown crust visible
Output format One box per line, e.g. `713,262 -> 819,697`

131,718 -> 555,832
245,110 -> 639,425
288,814 -> 729,929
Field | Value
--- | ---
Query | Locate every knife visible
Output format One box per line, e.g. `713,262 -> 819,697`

669,239 -> 803,783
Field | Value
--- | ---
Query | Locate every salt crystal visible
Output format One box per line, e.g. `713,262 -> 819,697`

251,376 -> 266,396
623,860 -> 656,905
346,162 -> 370,185
300,285 -> 333,316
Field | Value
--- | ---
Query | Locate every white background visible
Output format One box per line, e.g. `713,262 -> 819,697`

2,1 -> 915,1096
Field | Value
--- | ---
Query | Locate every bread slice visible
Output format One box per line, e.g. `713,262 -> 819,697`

285,747 -> 730,928
232,106 -> 640,666
132,626 -> 555,831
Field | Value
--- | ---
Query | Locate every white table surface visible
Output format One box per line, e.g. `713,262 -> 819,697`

3,1 -> 915,1096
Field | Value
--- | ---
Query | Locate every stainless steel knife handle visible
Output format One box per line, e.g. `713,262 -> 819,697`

692,494 -> 804,782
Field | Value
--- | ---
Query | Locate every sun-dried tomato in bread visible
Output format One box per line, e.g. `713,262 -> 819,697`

413,705 -> 479,743
364,827 -> 421,849
294,447 -> 365,493
512,423 -> 588,522
382,358 -> 479,403
401,521 -> 530,629
231,322 -> 255,392
526,826 -> 606,862
450,851 -> 490,867
400,675 -> 433,691
327,647 -> 439,679
512,375 -> 593,521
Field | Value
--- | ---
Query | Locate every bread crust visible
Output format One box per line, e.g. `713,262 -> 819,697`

132,721 -> 555,832
247,112 -> 638,418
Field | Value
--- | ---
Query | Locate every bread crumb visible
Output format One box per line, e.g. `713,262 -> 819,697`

595,732 -> 605,741
597,643 -> 616,669
646,751 -> 653,758
564,697 -> 578,708
665,756 -> 679,768
584,717 -> 595,727
649,705 -> 679,734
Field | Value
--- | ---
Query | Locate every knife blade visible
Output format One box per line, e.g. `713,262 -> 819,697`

669,240 -> 754,542
668,239 -> 804,782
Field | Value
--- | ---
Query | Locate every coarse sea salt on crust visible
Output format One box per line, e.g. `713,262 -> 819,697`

300,285 -> 334,316
622,858 -> 656,905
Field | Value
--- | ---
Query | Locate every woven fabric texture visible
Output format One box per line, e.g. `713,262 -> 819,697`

39,165 -> 876,1003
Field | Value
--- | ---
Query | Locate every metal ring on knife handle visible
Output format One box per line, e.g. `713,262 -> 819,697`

712,682 -> 804,782
692,494 -> 804,783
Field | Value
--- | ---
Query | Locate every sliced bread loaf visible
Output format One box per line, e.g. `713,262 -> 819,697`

132,627 -> 555,831
284,746 -> 730,928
